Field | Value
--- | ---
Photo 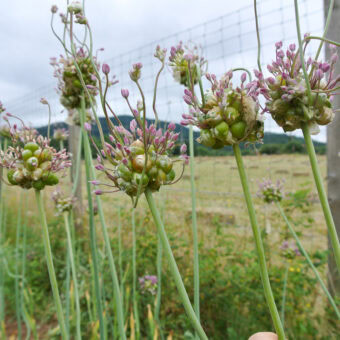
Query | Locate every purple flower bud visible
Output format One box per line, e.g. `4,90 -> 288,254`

183,95 -> 192,105
123,136 -> 129,145
168,122 -> 176,131
172,133 -> 179,141
331,53 -> 339,64
289,43 -> 296,51
90,180 -> 100,185
95,164 -> 105,171
94,189 -> 103,195
130,119 -> 137,132
168,142 -> 174,149
320,62 -> 330,73
84,122 -> 92,131
275,41 -> 283,49
277,50 -> 284,58
121,89 -> 129,98
181,120 -> 189,126
184,89 -> 192,97
51,5 -> 58,13
315,69 -> 324,80
180,144 -> 187,154
122,158 -> 128,165
266,77 -> 275,85
102,63 -> 110,75
241,72 -> 247,82
40,98 -> 48,105
304,32 -> 310,40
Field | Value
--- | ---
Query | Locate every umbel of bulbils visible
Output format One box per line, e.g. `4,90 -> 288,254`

50,49 -> 98,111
181,71 -> 264,148
168,41 -> 207,87
90,47 -> 188,199
0,116 -> 71,191
251,38 -> 339,134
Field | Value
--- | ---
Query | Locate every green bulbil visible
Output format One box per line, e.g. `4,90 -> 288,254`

133,173 -> 149,186
166,169 -> 176,182
26,157 -> 39,171
42,173 -> 59,186
32,180 -> 45,191
7,169 -> 17,185
24,142 -> 39,153
117,163 -> 133,181
214,121 -> 229,140
158,155 -> 173,174
230,121 -> 247,139
200,129 -> 216,147
223,107 -> 240,125
22,149 -> 33,161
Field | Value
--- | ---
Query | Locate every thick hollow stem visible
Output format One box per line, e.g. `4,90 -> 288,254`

280,264 -> 289,328
80,102 -> 105,340
82,108 -> 126,340
144,189 -> 208,340
189,125 -> 200,332
276,202 -> 340,319
132,209 -> 140,339
302,124 -> 340,273
232,144 -> 285,340
63,213 -> 82,339
35,190 -> 68,340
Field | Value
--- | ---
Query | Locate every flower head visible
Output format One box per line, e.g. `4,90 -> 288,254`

52,189 -> 75,215
50,48 -> 99,110
139,275 -> 158,295
251,39 -> 339,134
0,117 -> 71,190
280,240 -> 301,259
168,41 -> 207,87
53,128 -> 69,142
181,71 -> 264,147
257,178 -> 284,203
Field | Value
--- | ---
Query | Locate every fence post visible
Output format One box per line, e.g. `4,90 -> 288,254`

325,0 -> 340,296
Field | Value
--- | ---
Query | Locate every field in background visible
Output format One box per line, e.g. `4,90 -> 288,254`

4,154 -> 335,339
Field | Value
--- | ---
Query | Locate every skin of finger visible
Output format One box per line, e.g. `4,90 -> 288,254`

248,332 -> 278,340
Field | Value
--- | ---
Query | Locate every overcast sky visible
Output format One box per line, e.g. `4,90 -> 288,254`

0,0 -> 328,141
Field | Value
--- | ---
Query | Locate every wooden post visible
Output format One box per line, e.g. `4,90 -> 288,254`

325,0 -> 340,296
69,124 -> 83,229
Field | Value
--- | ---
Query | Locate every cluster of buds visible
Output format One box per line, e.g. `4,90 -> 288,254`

93,119 -> 187,197
181,71 -> 264,148
0,116 -> 71,190
52,189 -> 75,215
168,41 -> 207,87
139,275 -> 158,295
257,178 -> 284,204
50,48 -> 99,110
250,39 -> 339,134
91,48 -> 188,201
280,240 -> 301,260
53,128 -> 69,142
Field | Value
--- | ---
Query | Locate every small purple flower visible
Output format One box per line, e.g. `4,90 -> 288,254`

121,89 -> 129,98
180,144 -> 187,154
84,122 -> 92,131
102,63 -> 110,75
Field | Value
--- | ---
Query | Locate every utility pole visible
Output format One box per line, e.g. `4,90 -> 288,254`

325,0 -> 340,296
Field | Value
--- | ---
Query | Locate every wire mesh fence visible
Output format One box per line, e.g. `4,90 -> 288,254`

3,0 -> 327,211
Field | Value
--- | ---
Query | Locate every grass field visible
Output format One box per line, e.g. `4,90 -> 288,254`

3,154 -> 337,339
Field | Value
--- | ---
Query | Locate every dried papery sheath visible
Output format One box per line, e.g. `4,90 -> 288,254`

50,48 -> 99,111
0,119 -> 71,190
181,71 -> 264,148
251,39 -> 339,134
169,41 -> 207,87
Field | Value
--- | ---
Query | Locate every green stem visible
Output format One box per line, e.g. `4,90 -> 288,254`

35,190 -> 68,340
63,212 -> 82,339
155,234 -> 164,340
253,0 -> 262,72
276,202 -> 340,319
144,189 -> 208,340
15,191 -> 23,340
306,36 -> 340,48
118,206 -> 123,309
80,101 -> 105,340
232,144 -> 285,340
82,110 -> 126,340
72,130 -> 83,196
189,125 -> 200,336
302,124 -> 340,273
280,264 -> 289,328
132,209 -> 140,339
294,0 -> 312,103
